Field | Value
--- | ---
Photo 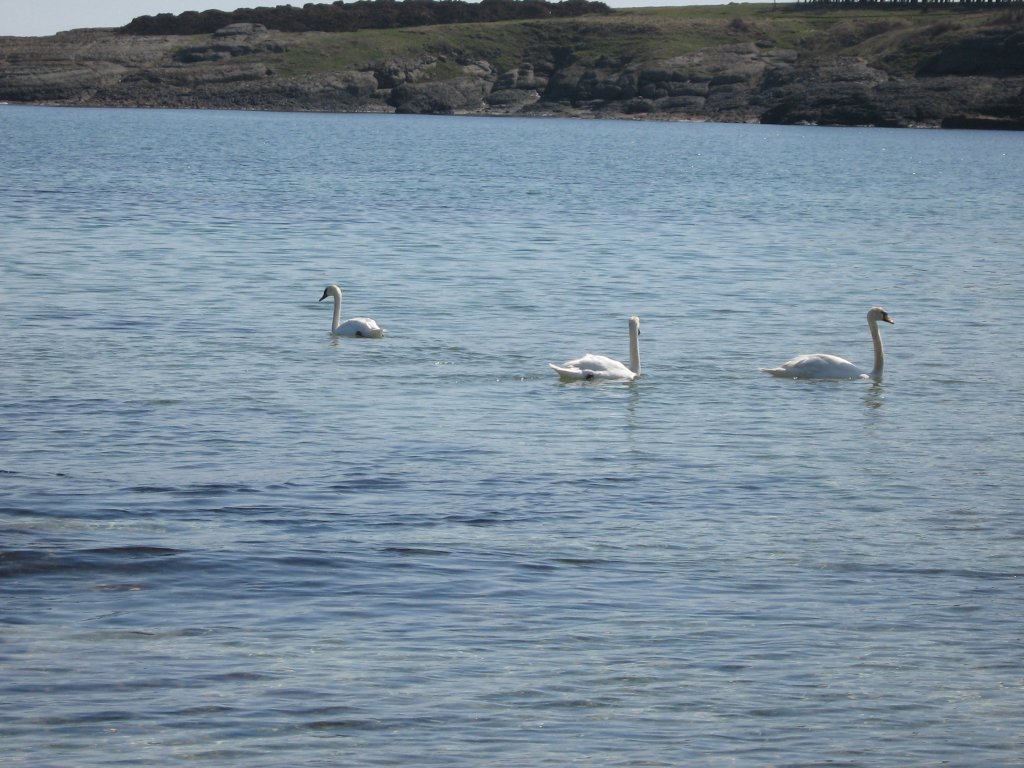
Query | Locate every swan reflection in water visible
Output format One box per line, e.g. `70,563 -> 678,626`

863,381 -> 886,411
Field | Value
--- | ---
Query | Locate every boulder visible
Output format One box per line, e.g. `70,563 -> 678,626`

485,88 -> 541,110
389,78 -> 490,114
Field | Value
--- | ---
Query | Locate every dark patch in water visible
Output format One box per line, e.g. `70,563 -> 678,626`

327,475 -> 407,493
0,546 -> 183,579
381,546 -> 450,557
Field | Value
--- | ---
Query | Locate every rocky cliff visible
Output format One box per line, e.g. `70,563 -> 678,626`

2,5 -> 1022,129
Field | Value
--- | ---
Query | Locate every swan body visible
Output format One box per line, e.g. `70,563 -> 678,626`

319,284 -> 385,338
761,306 -> 893,380
550,316 -> 641,382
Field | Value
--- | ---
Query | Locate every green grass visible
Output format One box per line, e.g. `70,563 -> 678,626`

262,4 -> 1013,79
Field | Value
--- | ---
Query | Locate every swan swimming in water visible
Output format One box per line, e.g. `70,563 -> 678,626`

319,284 -> 385,338
761,306 -> 894,380
550,316 -> 641,381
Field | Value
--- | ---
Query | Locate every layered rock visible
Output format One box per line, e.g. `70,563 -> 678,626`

2,17 -> 1022,129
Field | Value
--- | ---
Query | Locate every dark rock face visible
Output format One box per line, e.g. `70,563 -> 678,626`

173,40 -> 285,64
1,20 -> 1022,130
759,52 -> 1024,129
173,22 -> 283,62
917,30 -> 1024,77
389,79 -> 491,114
760,56 -> 892,126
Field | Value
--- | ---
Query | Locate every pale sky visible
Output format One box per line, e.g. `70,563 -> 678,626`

1,0 -> 734,37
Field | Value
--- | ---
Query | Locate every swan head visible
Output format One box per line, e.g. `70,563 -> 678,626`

319,284 -> 341,302
629,315 -> 640,334
868,306 -> 894,325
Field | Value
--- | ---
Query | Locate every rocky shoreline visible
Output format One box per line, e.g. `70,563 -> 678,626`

2,8 -> 1023,129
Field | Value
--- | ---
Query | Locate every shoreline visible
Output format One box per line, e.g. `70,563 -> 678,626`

2,7 -> 1022,130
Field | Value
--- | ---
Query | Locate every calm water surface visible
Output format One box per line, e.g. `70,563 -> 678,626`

1,105 -> 1023,766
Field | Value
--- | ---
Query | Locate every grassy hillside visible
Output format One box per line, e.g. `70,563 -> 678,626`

2,4 -> 1021,127
267,4 -> 1020,77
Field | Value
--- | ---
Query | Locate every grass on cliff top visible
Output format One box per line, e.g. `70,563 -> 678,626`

271,3 -> 1009,77
274,10 -> 783,76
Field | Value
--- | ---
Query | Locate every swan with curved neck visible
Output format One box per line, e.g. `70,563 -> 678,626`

550,316 -> 641,381
319,284 -> 385,338
761,306 -> 894,380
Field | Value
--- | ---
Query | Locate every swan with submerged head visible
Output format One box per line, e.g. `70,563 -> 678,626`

319,284 -> 385,338
550,316 -> 641,381
761,306 -> 894,380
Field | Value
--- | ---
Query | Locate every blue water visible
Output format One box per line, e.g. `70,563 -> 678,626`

1,105 -> 1022,766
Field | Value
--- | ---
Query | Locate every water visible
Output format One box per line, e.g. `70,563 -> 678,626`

1,105 -> 1022,766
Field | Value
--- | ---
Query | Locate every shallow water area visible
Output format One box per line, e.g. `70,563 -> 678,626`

1,105 -> 1023,766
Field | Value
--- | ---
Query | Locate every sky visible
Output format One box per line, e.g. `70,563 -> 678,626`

1,0 -> 735,37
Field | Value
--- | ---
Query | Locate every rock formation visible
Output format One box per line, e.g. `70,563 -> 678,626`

2,9 -> 1022,129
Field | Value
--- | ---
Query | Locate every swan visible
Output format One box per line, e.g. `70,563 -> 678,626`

318,284 -> 385,338
550,316 -> 641,381
761,306 -> 894,380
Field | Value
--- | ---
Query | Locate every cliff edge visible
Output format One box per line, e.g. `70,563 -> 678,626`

2,4 -> 1022,129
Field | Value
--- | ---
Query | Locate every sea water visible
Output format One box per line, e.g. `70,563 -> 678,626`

1,105 -> 1022,766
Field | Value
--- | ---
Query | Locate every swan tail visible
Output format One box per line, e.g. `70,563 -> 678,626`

549,363 -> 579,380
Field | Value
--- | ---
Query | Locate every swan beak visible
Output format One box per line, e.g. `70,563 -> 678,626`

318,290 -> 329,302
883,314 -> 894,324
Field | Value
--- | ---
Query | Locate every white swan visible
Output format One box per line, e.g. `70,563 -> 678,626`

550,316 -> 641,381
319,284 -> 385,338
761,306 -> 894,380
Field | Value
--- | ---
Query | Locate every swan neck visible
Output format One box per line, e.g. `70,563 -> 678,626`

868,318 -> 884,378
332,292 -> 342,332
629,323 -> 641,375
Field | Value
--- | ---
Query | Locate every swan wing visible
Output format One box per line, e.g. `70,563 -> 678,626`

334,317 -> 385,338
761,353 -> 865,380
549,354 -> 636,381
